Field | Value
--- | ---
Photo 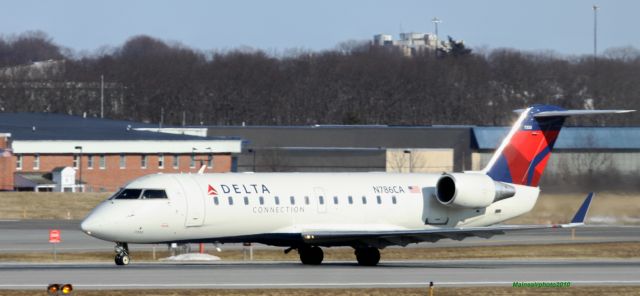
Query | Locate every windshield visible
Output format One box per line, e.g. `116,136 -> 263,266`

112,189 -> 143,200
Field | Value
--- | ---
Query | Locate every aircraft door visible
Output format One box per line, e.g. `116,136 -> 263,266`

422,187 -> 449,225
175,176 -> 206,227
314,187 -> 327,214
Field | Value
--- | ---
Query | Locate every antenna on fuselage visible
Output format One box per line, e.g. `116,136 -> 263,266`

197,165 -> 206,174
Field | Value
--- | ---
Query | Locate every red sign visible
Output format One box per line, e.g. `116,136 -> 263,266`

49,229 -> 61,244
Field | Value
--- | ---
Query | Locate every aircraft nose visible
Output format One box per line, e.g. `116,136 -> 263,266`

80,215 -> 100,236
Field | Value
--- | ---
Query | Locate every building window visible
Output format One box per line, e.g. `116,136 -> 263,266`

73,155 -> 79,168
158,154 -> 164,169
141,155 -> 147,169
207,156 -> 213,168
16,155 -> 22,170
87,155 -> 94,169
99,155 -> 106,169
190,155 -> 196,168
33,154 -> 40,170
119,154 -> 126,169
173,154 -> 179,169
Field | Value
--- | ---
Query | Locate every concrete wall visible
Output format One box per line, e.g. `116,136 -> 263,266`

386,149 -> 454,173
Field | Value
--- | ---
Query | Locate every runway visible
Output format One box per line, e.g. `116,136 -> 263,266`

1,220 -> 639,253
0,259 -> 639,289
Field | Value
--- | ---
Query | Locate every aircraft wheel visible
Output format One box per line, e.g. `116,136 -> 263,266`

299,246 -> 324,265
355,247 -> 380,266
115,254 -> 130,266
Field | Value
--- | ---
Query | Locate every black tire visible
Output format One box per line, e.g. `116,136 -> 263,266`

115,254 -> 130,266
299,246 -> 324,265
355,247 -> 380,266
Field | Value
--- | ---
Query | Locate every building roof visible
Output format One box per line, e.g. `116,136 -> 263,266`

0,112 -> 237,141
15,172 -> 55,185
473,127 -> 640,150
0,113 -> 243,154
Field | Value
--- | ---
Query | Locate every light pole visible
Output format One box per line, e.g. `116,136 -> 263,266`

404,149 -> 412,173
593,5 -> 598,58
432,17 -> 441,58
74,146 -> 83,192
100,75 -> 104,119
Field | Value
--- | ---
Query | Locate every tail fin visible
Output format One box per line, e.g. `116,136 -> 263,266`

482,105 -> 634,187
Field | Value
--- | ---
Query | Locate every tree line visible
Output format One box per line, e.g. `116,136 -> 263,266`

1,31 -> 639,126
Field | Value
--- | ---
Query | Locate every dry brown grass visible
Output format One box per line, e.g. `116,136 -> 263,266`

508,192 -> 640,224
0,192 -> 108,220
1,191 -> 639,224
3,287 -> 640,296
2,242 -> 639,262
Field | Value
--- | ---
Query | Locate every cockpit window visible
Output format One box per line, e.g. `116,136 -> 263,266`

113,189 -> 142,200
142,189 -> 168,199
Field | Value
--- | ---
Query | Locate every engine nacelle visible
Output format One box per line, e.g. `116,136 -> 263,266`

435,173 -> 515,208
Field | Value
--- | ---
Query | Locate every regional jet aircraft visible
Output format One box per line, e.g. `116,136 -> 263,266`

81,104 -> 633,266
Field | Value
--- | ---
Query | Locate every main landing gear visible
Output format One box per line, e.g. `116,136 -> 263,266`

294,245 -> 381,266
354,247 -> 380,266
114,243 -> 130,266
298,245 -> 324,265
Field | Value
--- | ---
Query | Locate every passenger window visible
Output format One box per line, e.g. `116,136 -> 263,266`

319,196 -> 324,205
377,195 -> 382,204
244,196 -> 249,205
290,196 -> 295,205
333,196 -> 338,204
142,189 -> 168,199
228,196 -> 234,205
348,196 -> 353,204
392,196 -> 397,204
113,189 -> 142,200
274,196 -> 280,205
214,196 -> 219,205
304,196 -> 310,205
362,196 -> 367,204
259,196 -> 264,205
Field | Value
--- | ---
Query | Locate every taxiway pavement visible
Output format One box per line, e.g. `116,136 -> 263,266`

0,259 -> 638,289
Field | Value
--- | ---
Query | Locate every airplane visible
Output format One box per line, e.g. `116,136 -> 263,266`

80,104 -> 634,266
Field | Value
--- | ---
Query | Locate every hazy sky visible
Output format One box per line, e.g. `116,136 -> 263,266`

0,0 -> 637,55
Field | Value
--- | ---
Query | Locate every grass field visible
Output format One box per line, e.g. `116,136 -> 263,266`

4,287 -> 640,296
0,191 -> 639,224
2,242 -> 639,262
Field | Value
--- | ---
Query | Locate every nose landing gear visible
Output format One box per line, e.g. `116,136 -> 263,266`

114,243 -> 130,266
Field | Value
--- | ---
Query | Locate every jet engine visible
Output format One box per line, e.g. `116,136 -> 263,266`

435,173 -> 515,208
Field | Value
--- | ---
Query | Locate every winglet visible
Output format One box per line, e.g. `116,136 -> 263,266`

570,192 -> 594,224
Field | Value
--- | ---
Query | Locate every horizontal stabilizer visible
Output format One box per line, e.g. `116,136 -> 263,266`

534,110 -> 635,117
570,192 -> 594,224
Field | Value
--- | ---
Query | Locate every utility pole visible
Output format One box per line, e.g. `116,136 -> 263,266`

593,5 -> 598,58
100,75 -> 104,118
432,17 -> 441,58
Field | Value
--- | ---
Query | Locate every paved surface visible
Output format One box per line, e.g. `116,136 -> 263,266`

0,220 -> 639,253
0,259 -> 639,289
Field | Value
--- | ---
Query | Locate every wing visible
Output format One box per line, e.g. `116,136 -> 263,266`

301,192 -> 594,248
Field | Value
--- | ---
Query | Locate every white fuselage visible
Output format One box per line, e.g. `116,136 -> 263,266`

81,172 -> 540,245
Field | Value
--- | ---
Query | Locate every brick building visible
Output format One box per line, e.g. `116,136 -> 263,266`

0,113 -> 242,192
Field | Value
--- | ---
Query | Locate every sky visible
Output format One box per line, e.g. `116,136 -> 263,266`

0,0 -> 638,56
